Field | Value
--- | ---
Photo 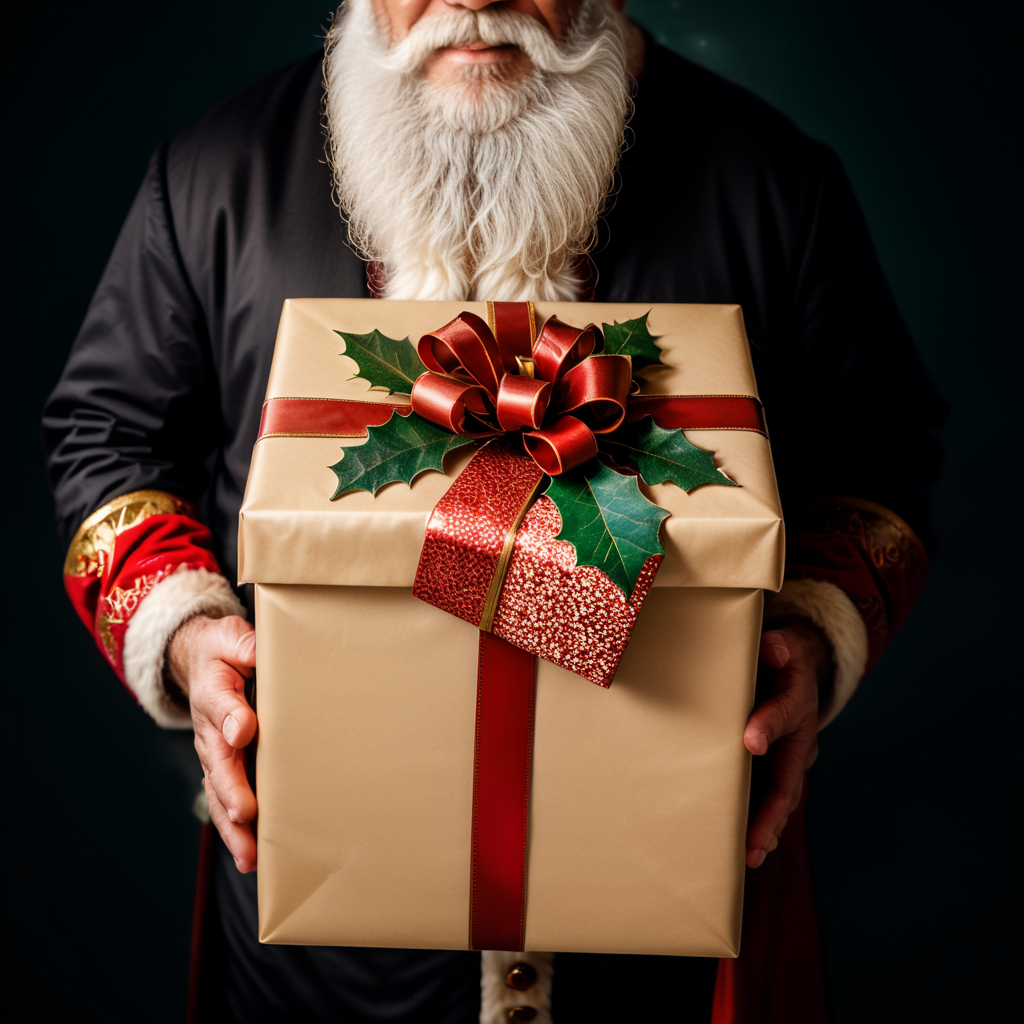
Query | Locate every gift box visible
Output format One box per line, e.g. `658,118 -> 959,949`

237,299 -> 783,956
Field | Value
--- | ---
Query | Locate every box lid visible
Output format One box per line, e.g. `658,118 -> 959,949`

238,299 -> 784,590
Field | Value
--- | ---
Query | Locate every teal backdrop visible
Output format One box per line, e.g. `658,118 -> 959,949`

6,2 -> 1020,1020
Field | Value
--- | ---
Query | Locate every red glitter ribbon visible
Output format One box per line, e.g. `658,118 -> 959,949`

410,441 -> 661,688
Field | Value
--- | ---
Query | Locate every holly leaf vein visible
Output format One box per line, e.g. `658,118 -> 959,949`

336,328 -> 424,395
600,416 -> 738,492
599,312 -> 662,366
544,462 -> 669,596
330,411 -> 475,498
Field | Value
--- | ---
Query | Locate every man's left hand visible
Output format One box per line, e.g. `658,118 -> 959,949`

743,623 -> 831,868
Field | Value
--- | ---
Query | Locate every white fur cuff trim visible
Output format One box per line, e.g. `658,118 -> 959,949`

765,578 -> 869,729
122,568 -> 245,729
481,950 -> 554,1024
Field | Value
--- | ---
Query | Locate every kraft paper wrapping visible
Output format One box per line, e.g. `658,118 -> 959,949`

239,299 -> 785,956
238,300 -> 784,591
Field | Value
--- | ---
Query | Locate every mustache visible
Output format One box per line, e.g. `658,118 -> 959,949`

376,7 -> 615,77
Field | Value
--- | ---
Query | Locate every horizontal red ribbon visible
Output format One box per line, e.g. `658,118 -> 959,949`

625,394 -> 767,436
257,397 -> 411,439
256,393 -> 766,441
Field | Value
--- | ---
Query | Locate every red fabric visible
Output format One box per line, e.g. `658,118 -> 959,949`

65,512 -> 221,683
557,354 -> 631,432
256,386 -> 764,445
413,442 -> 544,631
490,300 -> 537,364
523,413 -> 598,475
712,778 -> 828,1024
786,534 -> 890,669
470,632 -> 537,952
783,502 -> 929,670
187,823 -> 216,1024
258,397 -> 411,439
418,310 -> 506,396
411,312 -> 626,475
528,315 -> 597,383
625,394 -> 767,436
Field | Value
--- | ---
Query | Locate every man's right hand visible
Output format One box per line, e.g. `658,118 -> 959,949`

167,615 -> 258,873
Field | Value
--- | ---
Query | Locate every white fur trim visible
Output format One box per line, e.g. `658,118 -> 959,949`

765,578 -> 869,729
481,950 -> 554,1024
122,568 -> 245,729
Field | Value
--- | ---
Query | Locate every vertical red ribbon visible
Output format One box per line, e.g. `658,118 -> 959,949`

470,632 -> 537,952
488,300 -> 537,364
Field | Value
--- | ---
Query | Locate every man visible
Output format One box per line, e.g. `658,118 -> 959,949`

44,1 -> 945,1021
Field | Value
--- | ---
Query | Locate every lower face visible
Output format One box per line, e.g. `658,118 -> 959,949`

424,40 -> 533,88
368,0 -> 584,89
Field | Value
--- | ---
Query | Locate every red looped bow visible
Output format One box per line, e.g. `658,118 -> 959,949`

410,311 -> 632,475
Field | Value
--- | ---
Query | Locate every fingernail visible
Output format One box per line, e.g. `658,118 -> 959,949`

223,714 -> 240,745
753,732 -> 769,755
766,834 -> 779,853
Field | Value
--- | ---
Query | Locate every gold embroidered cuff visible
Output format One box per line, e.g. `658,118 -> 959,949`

63,490 -> 197,579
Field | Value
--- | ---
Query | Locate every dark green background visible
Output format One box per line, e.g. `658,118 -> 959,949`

4,2 -> 1021,1019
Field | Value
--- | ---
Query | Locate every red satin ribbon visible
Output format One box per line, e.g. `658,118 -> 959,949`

626,394 -> 767,435
257,396 -> 411,439
471,631 -> 536,952
410,312 -> 631,475
256,392 -> 766,441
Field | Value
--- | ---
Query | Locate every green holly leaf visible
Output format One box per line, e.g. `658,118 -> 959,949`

599,312 -> 662,366
330,411 -> 475,497
336,329 -> 424,395
543,462 -> 669,596
600,416 -> 738,492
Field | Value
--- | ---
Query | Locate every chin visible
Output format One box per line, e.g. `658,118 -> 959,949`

425,60 -> 538,132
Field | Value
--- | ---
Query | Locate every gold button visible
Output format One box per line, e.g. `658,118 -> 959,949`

507,1008 -> 538,1022
505,962 -> 538,991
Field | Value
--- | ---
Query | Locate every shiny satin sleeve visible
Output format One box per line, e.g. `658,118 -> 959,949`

42,144 -> 219,548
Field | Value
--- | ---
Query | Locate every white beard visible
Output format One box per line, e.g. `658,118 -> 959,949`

324,0 -> 630,302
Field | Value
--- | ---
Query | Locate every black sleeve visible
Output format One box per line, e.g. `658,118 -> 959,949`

43,145 -> 221,547
762,143 -> 947,550
757,142 -> 946,552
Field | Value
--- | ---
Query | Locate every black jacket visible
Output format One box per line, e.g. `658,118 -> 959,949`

44,43 -> 945,572
42,39 -> 946,1022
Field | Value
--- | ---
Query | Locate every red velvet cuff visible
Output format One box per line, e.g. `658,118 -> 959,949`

781,498 -> 930,669
63,491 -> 222,682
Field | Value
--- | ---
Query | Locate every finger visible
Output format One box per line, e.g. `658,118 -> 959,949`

744,688 -> 802,755
759,630 -> 791,671
195,727 -> 258,823
191,662 -> 258,748
205,777 -> 257,873
746,727 -> 814,865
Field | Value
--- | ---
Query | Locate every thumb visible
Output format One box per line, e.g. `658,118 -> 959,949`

205,616 -> 256,675
760,630 -> 791,671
